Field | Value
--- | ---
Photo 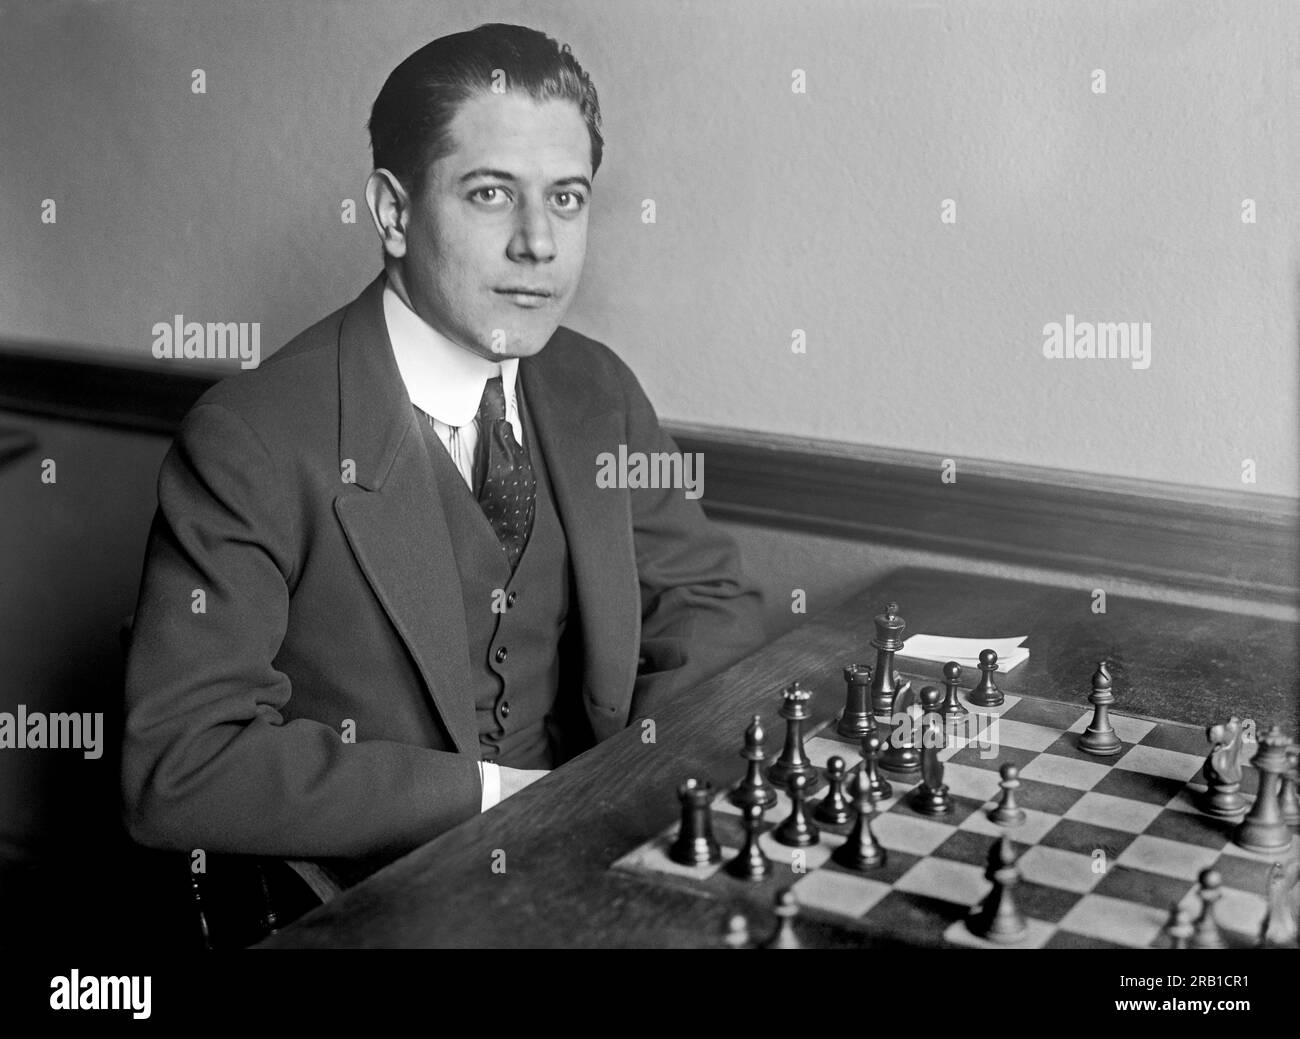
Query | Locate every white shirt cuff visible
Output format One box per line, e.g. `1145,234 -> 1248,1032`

479,761 -> 501,812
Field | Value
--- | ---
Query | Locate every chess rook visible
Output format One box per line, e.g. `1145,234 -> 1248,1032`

939,660 -> 968,720
966,648 -> 1005,708
837,663 -> 876,740
1077,661 -> 1122,756
729,714 -> 778,811
869,602 -> 906,715
767,682 -> 817,788
668,778 -> 722,866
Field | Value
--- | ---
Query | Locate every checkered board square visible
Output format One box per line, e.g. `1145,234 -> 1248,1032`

611,685 -> 1297,948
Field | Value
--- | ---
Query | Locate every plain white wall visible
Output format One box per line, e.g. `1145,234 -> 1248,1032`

1,0 -> 1296,493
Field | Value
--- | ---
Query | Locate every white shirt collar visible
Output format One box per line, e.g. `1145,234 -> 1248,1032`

382,282 -> 519,429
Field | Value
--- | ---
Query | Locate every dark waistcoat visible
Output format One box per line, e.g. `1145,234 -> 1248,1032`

417,383 -> 585,769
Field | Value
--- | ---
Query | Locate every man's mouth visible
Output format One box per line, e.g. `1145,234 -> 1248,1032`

494,287 -> 555,309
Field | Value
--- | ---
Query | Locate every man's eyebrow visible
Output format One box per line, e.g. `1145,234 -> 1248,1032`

458,168 -> 592,192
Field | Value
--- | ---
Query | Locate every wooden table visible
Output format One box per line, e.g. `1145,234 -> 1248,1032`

260,567 -> 1299,948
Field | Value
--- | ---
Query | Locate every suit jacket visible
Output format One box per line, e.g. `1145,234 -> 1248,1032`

121,273 -> 766,867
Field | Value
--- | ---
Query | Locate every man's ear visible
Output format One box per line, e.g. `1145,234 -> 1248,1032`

364,169 -> 410,259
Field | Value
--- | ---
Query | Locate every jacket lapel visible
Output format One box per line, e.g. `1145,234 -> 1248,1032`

331,274 -> 479,756
521,349 -> 640,740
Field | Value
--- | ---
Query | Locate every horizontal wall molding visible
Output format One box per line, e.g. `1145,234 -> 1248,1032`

3,342 -> 1295,605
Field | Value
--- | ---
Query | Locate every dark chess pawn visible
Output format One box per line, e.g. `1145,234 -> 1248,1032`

767,682 -> 817,789
968,835 -> 1028,944
1235,726 -> 1295,853
909,686 -> 954,816
988,762 -> 1026,827
1279,746 -> 1300,827
774,773 -> 820,847
1189,869 -> 1227,950
837,663 -> 876,740
831,770 -> 886,871
814,756 -> 854,825
940,660 -> 968,721
729,714 -> 778,811
725,801 -> 773,882
668,778 -> 722,866
860,731 -> 893,804
967,649 -> 1005,708
762,888 -> 803,949
879,682 -> 922,775
723,914 -> 751,949
1199,716 -> 1247,819
1077,661 -> 1122,756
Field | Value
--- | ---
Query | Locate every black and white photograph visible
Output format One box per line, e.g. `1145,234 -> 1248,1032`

0,0 -> 1297,1013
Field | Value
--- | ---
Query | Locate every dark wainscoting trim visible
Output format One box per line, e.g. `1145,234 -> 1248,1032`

2,343 -> 1295,605
666,422 -> 1299,607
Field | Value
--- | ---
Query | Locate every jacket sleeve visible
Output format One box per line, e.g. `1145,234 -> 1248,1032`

608,357 -> 768,721
121,402 -> 480,861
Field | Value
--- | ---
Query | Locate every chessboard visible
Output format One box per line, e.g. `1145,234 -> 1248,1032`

611,676 -> 1299,949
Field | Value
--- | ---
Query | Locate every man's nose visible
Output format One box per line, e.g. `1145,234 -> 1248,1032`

507,199 -> 557,262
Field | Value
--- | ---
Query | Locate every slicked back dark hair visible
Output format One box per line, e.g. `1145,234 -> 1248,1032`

368,23 -> 603,198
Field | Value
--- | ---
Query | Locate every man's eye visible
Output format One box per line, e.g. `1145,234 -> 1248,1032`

471,186 -> 510,206
552,191 -> 586,212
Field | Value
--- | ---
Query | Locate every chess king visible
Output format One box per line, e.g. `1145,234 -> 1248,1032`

121,24 -> 765,914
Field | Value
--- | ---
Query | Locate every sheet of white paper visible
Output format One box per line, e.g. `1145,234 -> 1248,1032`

897,634 -> 1030,673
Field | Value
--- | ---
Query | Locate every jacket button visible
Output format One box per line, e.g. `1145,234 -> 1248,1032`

494,646 -> 508,663
506,591 -> 517,608
500,701 -> 511,718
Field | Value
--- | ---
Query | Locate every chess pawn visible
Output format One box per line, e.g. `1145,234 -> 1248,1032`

729,714 -> 778,811
837,663 -> 876,740
814,756 -> 854,825
1234,726 -> 1295,854
1077,661 -> 1122,756
860,731 -> 893,803
969,836 -> 1028,944
1260,858 -> 1299,947
967,649 -> 1005,708
1279,746 -> 1300,828
725,802 -> 773,881
1199,717 -> 1247,819
879,683 -> 922,775
668,778 -> 722,866
774,773 -> 820,847
988,763 -> 1026,827
1189,869 -> 1227,950
723,914 -> 751,949
763,888 -> 802,949
1165,903 -> 1195,950
939,660 -> 968,721
767,682 -> 817,788
831,770 -> 886,872
869,602 -> 906,715
910,686 -> 954,816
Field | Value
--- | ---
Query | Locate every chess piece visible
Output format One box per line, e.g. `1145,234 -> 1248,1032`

1259,858 -> 1299,947
724,914 -> 751,949
879,682 -> 922,775
762,888 -> 802,949
967,649 -> 1005,708
668,778 -> 722,866
1189,869 -> 1227,950
814,756 -> 854,825
831,770 -> 886,871
939,660 -> 968,721
774,773 -> 819,847
725,802 -> 773,881
837,663 -> 876,740
910,686 -> 954,815
860,731 -> 893,803
1077,661 -> 1122,756
869,602 -> 906,715
1165,902 -> 1195,949
1279,746 -> 1300,827
729,715 -> 778,811
988,762 -> 1026,827
968,835 -> 1028,944
1234,726 -> 1295,853
1199,717 -> 1247,818
767,683 -> 817,788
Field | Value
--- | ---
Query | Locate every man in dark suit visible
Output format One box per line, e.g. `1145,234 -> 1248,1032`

121,24 -> 765,892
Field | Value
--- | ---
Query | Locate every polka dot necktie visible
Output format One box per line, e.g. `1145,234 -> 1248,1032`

474,375 -> 535,571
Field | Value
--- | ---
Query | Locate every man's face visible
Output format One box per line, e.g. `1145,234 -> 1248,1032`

392,91 -> 592,360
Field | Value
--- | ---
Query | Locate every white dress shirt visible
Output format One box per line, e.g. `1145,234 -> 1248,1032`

382,282 -> 523,812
